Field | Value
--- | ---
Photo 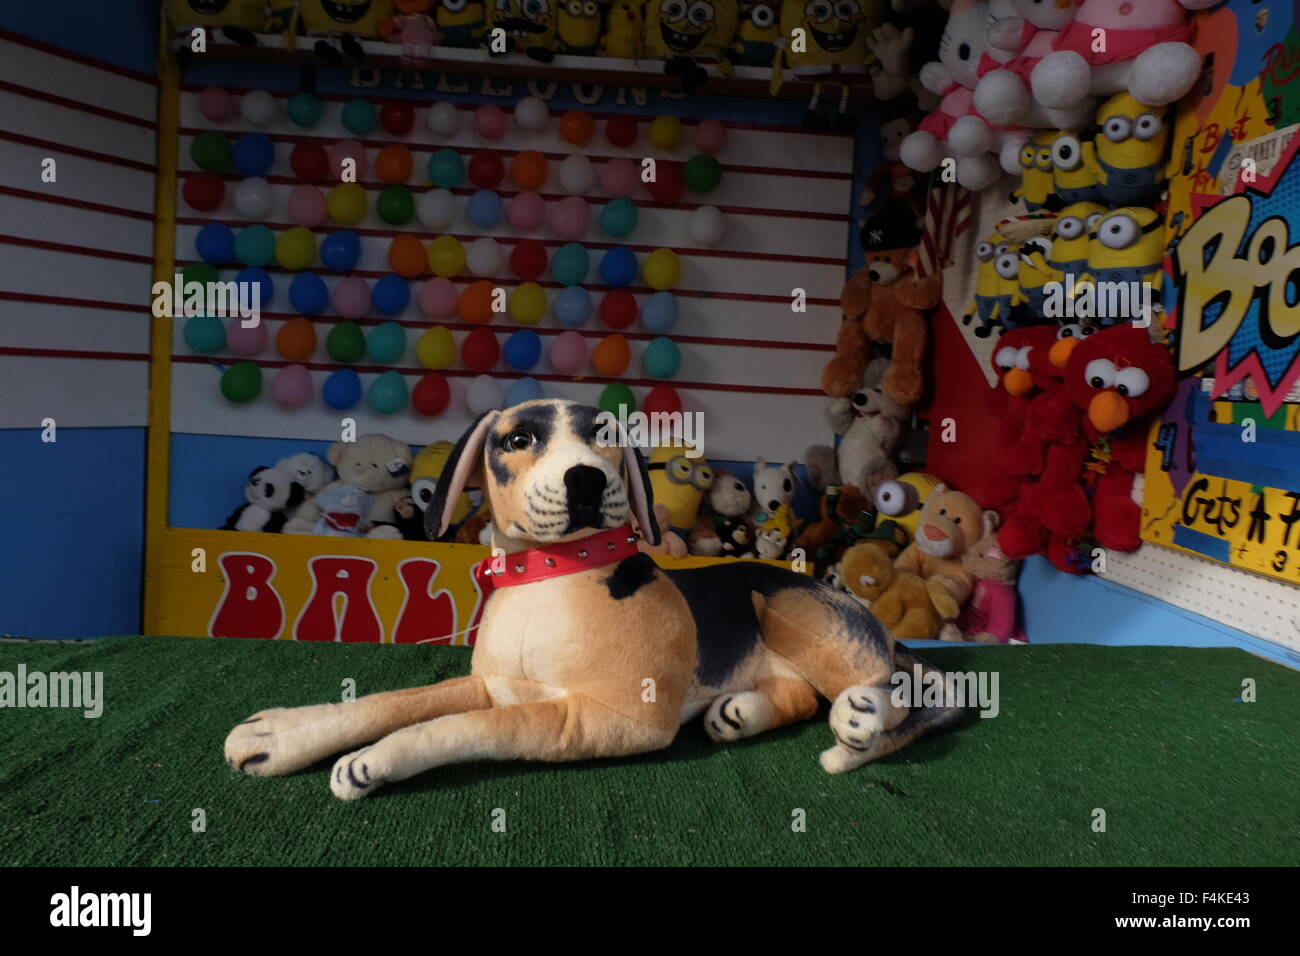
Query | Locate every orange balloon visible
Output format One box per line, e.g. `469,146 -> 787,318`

511,149 -> 549,190
459,279 -> 497,324
276,317 -> 316,361
389,234 -> 427,278
375,144 -> 413,184
592,333 -> 630,377
560,109 -> 593,146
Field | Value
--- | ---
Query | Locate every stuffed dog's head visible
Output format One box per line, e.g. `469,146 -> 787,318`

423,399 -> 659,546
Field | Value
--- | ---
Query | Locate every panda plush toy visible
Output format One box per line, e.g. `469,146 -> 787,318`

221,466 -> 306,533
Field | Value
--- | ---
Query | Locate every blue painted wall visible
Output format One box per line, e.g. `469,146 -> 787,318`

1,0 -> 158,75
0,428 -> 147,637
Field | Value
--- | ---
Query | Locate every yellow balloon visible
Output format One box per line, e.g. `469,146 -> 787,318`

509,282 -> 547,325
275,226 -> 316,271
416,325 -> 456,370
643,248 -> 681,291
428,234 -> 466,278
649,115 -> 683,150
326,182 -> 367,224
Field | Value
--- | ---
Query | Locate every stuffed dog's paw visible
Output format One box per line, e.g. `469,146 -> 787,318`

820,685 -> 889,773
704,692 -> 775,742
331,747 -> 385,800
224,704 -> 343,777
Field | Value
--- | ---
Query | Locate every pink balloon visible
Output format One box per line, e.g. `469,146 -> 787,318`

272,363 -> 313,408
333,276 -> 372,318
419,277 -> 459,319
226,319 -> 268,356
473,104 -> 508,141
694,119 -> 727,154
599,157 -> 639,197
548,196 -> 590,240
507,191 -> 546,231
197,87 -> 235,122
287,184 -> 327,228
326,140 -> 368,182
548,329 -> 587,374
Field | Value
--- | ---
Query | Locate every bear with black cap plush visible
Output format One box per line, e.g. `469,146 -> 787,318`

221,466 -> 307,533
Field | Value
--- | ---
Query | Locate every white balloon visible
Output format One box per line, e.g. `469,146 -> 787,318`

514,96 -> 550,132
688,205 -> 725,246
233,177 -> 273,219
427,101 -> 461,137
466,237 -> 503,277
558,154 -> 595,194
417,188 -> 457,229
466,374 -> 504,414
240,90 -> 276,128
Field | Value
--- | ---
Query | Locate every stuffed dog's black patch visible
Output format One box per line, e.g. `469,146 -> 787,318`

566,403 -> 605,442
486,404 -> 558,486
604,552 -> 658,600
662,564 -> 764,686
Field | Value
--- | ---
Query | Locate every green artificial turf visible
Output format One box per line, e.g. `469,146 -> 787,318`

0,636 -> 1296,866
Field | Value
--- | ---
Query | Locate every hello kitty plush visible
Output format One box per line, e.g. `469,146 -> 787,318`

973,0 -> 1097,136
1030,0 -> 1221,113
899,0 -> 1029,191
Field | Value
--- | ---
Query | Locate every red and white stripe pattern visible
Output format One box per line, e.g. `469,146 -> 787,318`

917,181 -> 972,280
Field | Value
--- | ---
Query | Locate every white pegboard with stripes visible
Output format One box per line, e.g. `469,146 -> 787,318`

169,80 -> 854,462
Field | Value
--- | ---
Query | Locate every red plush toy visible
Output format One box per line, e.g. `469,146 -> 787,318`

1062,325 -> 1177,553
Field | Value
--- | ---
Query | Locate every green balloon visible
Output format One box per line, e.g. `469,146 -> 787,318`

599,382 -> 636,416
220,361 -> 262,403
427,149 -> 464,189
368,369 -> 409,414
366,320 -> 407,363
182,262 -> 219,288
600,198 -> 638,239
341,98 -> 377,136
642,336 -> 682,378
234,225 -> 276,267
326,321 -> 366,363
376,185 -> 415,225
684,154 -> 723,194
191,131 -> 232,173
184,314 -> 226,354
287,92 -> 323,128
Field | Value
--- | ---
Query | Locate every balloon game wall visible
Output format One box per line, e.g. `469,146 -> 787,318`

171,73 -> 853,467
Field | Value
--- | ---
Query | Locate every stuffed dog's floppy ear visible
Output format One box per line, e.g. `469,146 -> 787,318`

425,411 -> 500,541
622,444 -> 659,546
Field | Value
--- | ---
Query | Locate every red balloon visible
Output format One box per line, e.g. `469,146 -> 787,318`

379,100 -> 415,136
606,115 -> 637,149
182,172 -> 224,211
600,289 -> 638,329
647,161 -> 685,203
510,240 -> 548,280
412,371 -> 451,416
461,327 -> 500,372
291,142 -> 329,183
468,150 -> 505,189
643,384 -> 682,417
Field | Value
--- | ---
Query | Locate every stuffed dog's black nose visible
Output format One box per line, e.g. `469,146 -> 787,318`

564,465 -> 607,506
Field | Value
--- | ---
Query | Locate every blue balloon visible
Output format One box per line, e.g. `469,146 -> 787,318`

600,246 -> 638,288
642,291 -> 678,334
322,368 -> 362,410
235,267 -> 274,308
195,222 -> 235,264
289,272 -> 329,315
233,132 -> 274,176
320,230 -> 361,273
372,274 -> 411,316
553,285 -> 593,327
466,189 -> 504,229
506,376 -> 545,406
503,329 -> 542,371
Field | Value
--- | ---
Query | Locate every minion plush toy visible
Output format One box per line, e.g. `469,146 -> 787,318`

961,230 -> 1009,340
601,0 -> 645,57
1081,206 -> 1165,325
434,0 -> 487,47
298,0 -> 394,65
1084,93 -> 1171,208
873,471 -> 942,543
730,0 -> 779,67
1012,131 -> 1057,213
1049,129 -> 1104,206
647,444 -> 714,539
772,0 -> 887,131
643,0 -> 740,92
1047,201 -> 1104,284
1010,235 -> 1057,326
556,0 -> 602,53
487,0 -> 559,61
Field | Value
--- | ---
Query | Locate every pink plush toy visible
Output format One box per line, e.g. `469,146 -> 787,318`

1029,0 -> 1221,113
900,0 -> 1030,191
973,0 -> 1098,134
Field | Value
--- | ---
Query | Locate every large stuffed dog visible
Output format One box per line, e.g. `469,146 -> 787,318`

225,400 -> 963,799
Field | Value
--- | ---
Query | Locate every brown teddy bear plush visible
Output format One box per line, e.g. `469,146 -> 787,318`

842,542 -> 944,641
822,202 -> 942,407
635,502 -> 687,558
892,486 -> 994,619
